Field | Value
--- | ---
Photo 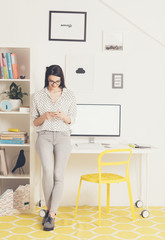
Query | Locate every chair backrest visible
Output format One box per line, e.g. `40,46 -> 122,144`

98,148 -> 132,182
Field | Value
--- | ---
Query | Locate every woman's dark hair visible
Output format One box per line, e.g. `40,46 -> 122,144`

44,65 -> 66,88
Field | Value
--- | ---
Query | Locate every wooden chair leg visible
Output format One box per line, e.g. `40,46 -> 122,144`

74,179 -> 82,219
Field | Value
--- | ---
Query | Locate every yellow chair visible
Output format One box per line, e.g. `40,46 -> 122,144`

74,148 -> 135,226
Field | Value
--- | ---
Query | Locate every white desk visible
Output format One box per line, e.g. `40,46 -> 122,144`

72,143 -> 155,218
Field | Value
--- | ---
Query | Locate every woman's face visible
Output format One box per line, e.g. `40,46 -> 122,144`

48,75 -> 61,90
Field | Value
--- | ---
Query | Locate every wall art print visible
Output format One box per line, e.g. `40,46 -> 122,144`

49,11 -> 87,42
65,55 -> 94,93
103,32 -> 123,51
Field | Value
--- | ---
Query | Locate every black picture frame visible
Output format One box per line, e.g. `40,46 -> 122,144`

49,11 -> 87,42
112,73 -> 123,89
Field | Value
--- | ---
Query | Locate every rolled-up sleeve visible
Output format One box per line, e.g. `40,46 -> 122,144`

68,95 -> 77,125
31,94 -> 39,121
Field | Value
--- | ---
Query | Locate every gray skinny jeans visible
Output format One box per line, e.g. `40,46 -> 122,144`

36,130 -> 72,213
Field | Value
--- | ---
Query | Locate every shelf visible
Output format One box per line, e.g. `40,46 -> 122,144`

0,79 -> 30,82
0,111 -> 30,114
0,144 -> 30,147
0,174 -> 30,179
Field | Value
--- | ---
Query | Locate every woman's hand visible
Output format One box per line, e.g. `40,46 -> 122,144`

54,110 -> 65,120
55,110 -> 71,124
44,112 -> 57,120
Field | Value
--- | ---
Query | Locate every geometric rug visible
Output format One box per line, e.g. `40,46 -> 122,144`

0,206 -> 165,240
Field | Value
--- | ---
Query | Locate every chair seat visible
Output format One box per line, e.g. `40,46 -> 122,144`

81,173 -> 126,183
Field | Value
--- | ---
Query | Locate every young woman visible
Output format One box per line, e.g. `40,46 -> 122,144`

32,65 -> 77,231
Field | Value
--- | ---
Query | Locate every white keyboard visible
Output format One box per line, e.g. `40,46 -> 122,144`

75,143 -> 103,149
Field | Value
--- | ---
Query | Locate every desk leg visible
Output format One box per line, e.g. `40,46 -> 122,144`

135,154 -> 143,208
141,153 -> 150,218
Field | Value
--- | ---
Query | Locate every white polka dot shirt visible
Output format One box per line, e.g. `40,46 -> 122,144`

31,87 -> 77,132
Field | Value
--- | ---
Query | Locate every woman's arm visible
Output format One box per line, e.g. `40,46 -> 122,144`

33,112 -> 56,127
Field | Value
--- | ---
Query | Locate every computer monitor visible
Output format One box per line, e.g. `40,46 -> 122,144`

71,104 -> 121,141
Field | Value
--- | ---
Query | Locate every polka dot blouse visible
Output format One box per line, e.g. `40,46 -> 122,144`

31,87 -> 77,132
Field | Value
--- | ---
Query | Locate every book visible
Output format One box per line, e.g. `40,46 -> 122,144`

6,52 -> 13,79
0,148 -> 8,176
1,131 -> 27,135
11,53 -> 19,79
0,136 -> 27,139
129,143 -> 151,149
8,128 -> 20,132
0,139 -> 24,144
0,53 -> 4,79
2,53 -> 9,79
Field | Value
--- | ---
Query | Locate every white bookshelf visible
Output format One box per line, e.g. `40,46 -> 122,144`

0,174 -> 30,179
0,46 -> 34,212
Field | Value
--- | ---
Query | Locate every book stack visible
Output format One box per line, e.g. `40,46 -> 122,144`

0,148 -> 8,176
0,131 -> 28,144
0,52 -> 19,79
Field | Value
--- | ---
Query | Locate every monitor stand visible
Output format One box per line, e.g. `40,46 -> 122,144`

89,137 -> 95,144
75,137 -> 103,148
88,137 -> 111,148
75,137 -> 111,148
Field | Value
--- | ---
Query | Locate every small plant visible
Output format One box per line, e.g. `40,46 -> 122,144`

1,82 -> 28,104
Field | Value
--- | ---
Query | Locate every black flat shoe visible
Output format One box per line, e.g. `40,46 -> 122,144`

43,215 -> 55,231
42,210 -> 49,226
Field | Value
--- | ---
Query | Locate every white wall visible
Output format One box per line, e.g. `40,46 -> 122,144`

1,0 -> 165,206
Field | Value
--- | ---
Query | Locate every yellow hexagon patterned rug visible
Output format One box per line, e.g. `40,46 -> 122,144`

0,206 -> 165,239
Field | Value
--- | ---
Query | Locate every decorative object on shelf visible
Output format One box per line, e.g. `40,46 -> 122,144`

49,11 -> 87,42
9,99 -> 21,111
0,82 -> 28,110
0,148 -> 8,176
11,149 -> 26,174
103,32 -> 123,52
0,189 -> 13,216
112,73 -> 123,89
0,100 -> 12,111
19,106 -> 30,113
20,75 -> 25,79
13,184 -> 30,210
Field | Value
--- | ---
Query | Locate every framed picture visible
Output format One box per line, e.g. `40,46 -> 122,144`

112,73 -> 123,88
65,55 -> 94,93
103,32 -> 123,51
49,11 -> 87,42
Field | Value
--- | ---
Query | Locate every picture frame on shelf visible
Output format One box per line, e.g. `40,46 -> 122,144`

103,32 -> 123,52
49,11 -> 87,42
